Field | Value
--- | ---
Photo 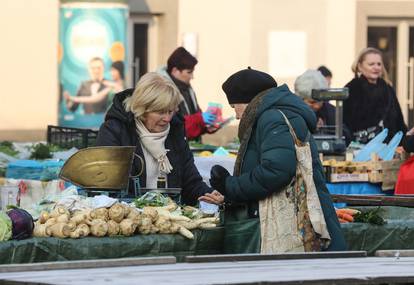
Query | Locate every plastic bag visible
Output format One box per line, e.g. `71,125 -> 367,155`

395,156 -> 414,195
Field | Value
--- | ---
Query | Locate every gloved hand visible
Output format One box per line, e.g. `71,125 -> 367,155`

202,111 -> 216,125
209,165 -> 230,195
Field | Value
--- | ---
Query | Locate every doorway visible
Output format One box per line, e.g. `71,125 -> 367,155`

128,15 -> 158,88
368,19 -> 414,128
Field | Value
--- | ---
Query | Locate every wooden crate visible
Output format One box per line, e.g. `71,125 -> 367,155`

323,154 -> 404,190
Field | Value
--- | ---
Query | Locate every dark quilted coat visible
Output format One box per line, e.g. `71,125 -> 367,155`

224,84 -> 347,252
96,89 -> 211,205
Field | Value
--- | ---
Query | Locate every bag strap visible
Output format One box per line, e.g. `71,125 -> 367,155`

277,110 -> 310,147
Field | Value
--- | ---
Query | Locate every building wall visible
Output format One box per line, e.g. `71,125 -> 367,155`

177,0 -> 357,144
0,0 -> 59,140
1,0 -> 414,142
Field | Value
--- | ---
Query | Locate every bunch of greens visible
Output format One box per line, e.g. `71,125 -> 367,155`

0,212 -> 12,241
134,191 -> 169,208
0,141 -> 18,157
30,143 -> 52,160
354,207 -> 386,225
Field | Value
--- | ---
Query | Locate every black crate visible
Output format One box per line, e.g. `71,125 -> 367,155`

47,125 -> 99,149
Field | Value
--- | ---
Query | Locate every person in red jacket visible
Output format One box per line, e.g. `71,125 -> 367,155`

158,47 -> 216,140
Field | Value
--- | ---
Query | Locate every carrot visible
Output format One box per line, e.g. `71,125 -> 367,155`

338,218 -> 349,224
336,208 -> 360,216
336,211 -> 354,222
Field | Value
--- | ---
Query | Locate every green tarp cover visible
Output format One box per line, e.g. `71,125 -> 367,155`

342,206 -> 414,255
2,206 -> 414,264
0,228 -> 223,264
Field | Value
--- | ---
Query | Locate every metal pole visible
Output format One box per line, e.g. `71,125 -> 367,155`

134,57 -> 140,86
335,100 -> 343,139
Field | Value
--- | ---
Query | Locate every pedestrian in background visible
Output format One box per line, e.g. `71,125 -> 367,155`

158,47 -> 217,141
343,47 -> 407,143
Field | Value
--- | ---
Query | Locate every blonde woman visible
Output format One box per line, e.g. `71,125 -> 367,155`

344,47 -> 407,143
96,72 -> 214,205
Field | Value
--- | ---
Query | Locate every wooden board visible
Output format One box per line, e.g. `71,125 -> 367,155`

331,194 -> 414,207
184,251 -> 366,263
1,256 -> 414,284
0,256 -> 176,273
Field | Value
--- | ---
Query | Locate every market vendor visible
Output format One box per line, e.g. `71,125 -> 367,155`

96,72 -> 212,205
199,67 -> 346,254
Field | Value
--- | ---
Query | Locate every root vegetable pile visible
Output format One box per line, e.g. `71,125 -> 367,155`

33,201 -> 220,239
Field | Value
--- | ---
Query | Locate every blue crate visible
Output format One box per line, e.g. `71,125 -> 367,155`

6,159 -> 65,181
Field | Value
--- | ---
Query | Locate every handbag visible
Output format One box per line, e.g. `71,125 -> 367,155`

258,110 -> 331,253
353,121 -> 384,144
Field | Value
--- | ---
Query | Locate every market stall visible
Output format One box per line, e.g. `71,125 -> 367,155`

0,228 -> 223,264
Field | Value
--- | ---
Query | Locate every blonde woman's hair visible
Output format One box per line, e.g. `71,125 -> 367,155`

123,72 -> 182,119
351,47 -> 392,85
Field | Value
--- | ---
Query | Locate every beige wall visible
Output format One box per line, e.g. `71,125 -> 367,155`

0,0 -> 59,140
177,0 -> 252,117
2,0 -> 414,142
178,0 -> 358,144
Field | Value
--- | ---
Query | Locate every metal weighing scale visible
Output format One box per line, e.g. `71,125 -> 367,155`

311,88 -> 349,155
59,146 -> 181,203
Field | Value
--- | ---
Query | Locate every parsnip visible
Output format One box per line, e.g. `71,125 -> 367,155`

70,211 -> 89,225
119,219 -> 138,236
198,223 -> 217,229
175,220 -> 198,230
155,216 -> 171,234
143,207 -> 158,223
109,203 -> 126,223
150,225 -> 159,234
49,222 -> 71,238
194,217 -> 219,225
44,218 -> 57,228
69,224 -> 90,238
38,211 -> 50,224
107,220 -> 120,236
33,222 -> 51,237
50,206 -> 69,218
138,215 -> 153,235
169,223 -> 180,234
67,221 -> 77,231
127,208 -> 141,221
56,214 -> 70,223
90,208 -> 109,221
89,219 -> 108,237
174,223 -> 194,239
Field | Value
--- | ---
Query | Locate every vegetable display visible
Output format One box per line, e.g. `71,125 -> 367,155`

6,208 -> 34,240
33,198 -> 220,240
336,207 -> 387,225
0,212 -> 12,241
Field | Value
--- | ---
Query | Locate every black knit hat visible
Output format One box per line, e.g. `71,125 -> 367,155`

167,47 -> 198,73
222,67 -> 277,104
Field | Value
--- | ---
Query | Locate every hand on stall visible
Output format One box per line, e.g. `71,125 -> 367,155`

198,190 -> 225,205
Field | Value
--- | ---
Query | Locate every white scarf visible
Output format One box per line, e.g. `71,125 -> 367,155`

135,118 -> 173,174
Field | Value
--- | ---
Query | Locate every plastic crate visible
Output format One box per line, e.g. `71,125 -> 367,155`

47,125 -> 99,149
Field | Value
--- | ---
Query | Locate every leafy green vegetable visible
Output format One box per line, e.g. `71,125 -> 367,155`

134,191 -> 169,209
30,143 -> 52,160
0,141 -> 18,157
354,207 -> 386,225
0,211 -> 12,241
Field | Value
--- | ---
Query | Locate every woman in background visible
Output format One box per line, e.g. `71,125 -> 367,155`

343,47 -> 407,143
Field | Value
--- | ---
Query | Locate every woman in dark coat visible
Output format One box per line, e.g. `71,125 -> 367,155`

96,72 -> 211,205
344,47 -> 407,143
200,68 -> 347,254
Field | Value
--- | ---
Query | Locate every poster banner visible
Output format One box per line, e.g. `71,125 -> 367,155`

58,3 -> 128,128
